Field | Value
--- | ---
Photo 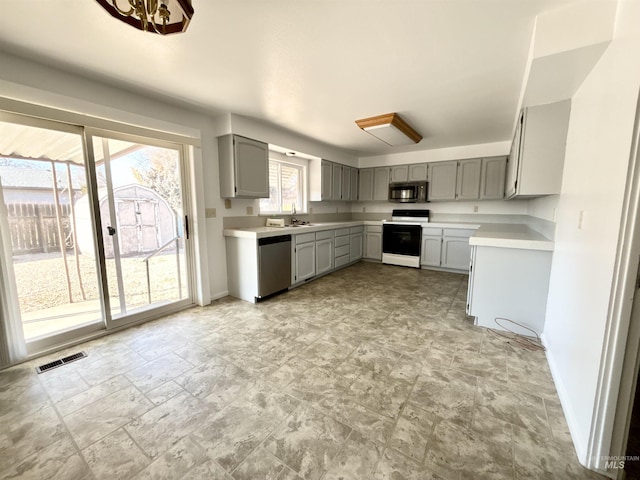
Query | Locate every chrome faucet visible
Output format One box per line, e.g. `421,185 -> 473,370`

291,203 -> 298,225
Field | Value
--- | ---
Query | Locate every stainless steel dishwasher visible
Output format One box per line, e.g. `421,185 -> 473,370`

257,234 -> 292,300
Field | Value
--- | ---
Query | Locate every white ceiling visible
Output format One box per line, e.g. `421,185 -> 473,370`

0,0 -> 580,157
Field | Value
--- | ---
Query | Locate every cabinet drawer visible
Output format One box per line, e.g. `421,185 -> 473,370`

335,228 -> 350,237
335,235 -> 350,247
422,227 -> 443,237
366,225 -> 382,233
315,230 -> 333,241
295,232 -> 316,244
335,244 -> 349,257
335,254 -> 350,268
350,226 -> 364,234
443,228 -> 476,238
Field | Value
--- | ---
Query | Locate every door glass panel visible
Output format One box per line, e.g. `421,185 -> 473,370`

0,119 -> 103,342
91,136 -> 188,319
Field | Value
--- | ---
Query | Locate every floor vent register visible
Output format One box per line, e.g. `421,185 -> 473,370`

35,351 -> 88,374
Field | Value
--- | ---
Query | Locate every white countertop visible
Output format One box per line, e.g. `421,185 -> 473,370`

224,220 -> 554,251
469,223 -> 554,251
223,221 -> 380,239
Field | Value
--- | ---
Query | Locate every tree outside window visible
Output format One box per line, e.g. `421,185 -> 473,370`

260,159 -> 305,214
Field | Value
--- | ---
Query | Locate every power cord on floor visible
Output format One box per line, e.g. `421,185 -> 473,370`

487,317 -> 546,352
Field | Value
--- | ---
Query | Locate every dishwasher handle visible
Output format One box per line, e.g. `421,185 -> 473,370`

258,235 -> 292,246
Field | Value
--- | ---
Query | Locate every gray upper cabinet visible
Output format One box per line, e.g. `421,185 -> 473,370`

218,134 -> 269,198
359,168 -> 373,201
332,163 -> 343,200
309,158 -> 333,201
456,158 -> 481,201
480,156 -> 507,200
428,161 -> 458,201
341,166 -> 351,201
389,165 -> 408,183
506,100 -> 571,199
409,163 -> 428,181
373,167 -> 390,201
350,167 -> 359,201
321,160 -> 333,200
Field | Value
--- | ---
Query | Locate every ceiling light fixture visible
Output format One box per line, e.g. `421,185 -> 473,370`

95,0 -> 194,35
355,113 -> 422,146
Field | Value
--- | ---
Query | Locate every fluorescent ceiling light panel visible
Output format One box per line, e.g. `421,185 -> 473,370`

356,113 -> 422,146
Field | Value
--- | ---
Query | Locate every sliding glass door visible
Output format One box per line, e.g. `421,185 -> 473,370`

0,114 -> 104,351
0,113 -> 193,359
88,132 -> 191,326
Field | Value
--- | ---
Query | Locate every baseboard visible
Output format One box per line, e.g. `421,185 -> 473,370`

541,332 -> 589,465
210,290 -> 229,302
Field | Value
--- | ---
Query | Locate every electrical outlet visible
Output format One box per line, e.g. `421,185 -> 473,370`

246,206 -> 253,215
309,207 -> 313,214
473,205 -> 479,213
224,199 -> 231,209
205,208 -> 216,218
363,207 -> 366,213
336,207 -> 339,213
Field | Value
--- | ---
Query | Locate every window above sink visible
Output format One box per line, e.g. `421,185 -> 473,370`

259,152 -> 308,215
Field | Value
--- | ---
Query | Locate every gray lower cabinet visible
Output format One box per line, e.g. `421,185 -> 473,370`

349,226 -> 363,262
316,237 -> 334,275
294,234 -> 316,283
420,227 -> 474,271
364,226 -> 382,260
420,227 -> 443,266
441,229 -> 475,270
468,245 -> 552,335
335,228 -> 351,268
218,134 -> 269,198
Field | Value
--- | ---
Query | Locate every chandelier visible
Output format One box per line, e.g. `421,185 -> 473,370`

95,0 -> 194,35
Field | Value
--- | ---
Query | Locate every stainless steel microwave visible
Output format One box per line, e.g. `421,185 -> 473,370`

388,181 -> 428,203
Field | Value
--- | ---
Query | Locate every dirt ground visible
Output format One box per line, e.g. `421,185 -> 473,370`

13,251 -> 187,313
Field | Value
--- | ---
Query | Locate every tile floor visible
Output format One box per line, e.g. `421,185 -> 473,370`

0,262 -> 607,479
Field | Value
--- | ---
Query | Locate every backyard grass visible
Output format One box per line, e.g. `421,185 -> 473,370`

13,251 -> 187,314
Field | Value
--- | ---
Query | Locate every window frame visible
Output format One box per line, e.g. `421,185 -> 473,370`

259,153 -> 308,215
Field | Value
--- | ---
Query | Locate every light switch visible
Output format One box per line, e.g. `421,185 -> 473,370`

205,208 -> 216,218
473,205 -> 479,213
224,199 -> 231,209
246,206 -> 253,215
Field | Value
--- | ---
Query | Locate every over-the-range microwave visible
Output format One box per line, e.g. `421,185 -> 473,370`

388,181 -> 428,203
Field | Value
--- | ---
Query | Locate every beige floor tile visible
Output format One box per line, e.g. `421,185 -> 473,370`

0,262 -> 608,480
83,428 -> 150,480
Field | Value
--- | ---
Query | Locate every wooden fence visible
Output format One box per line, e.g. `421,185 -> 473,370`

7,203 -> 73,255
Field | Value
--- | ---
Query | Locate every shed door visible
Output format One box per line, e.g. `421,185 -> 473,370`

116,198 -> 159,255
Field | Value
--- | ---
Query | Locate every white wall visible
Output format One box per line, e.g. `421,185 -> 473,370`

541,0 -> 640,464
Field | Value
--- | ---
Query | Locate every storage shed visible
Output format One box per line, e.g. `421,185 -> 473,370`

75,184 -> 177,258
